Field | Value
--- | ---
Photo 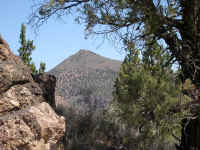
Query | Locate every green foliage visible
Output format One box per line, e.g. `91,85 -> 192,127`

30,62 -> 38,75
112,41 -> 191,149
39,62 -> 46,73
18,24 -> 46,74
18,24 -> 35,66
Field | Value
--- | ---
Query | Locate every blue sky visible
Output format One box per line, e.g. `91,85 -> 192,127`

1,1 -> 125,71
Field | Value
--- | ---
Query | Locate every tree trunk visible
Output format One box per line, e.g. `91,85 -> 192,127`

176,1 -> 200,149
177,118 -> 200,150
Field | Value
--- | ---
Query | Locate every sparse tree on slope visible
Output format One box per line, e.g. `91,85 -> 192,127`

18,24 -> 46,74
18,23 -> 37,74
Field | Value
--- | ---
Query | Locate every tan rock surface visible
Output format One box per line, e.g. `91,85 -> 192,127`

0,35 -> 65,150
0,102 -> 65,150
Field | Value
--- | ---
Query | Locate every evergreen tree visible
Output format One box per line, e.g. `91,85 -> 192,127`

39,62 -> 46,73
18,24 -> 46,74
18,24 -> 34,63
112,41 -> 191,149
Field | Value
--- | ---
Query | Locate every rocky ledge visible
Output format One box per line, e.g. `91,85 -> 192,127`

0,35 -> 65,150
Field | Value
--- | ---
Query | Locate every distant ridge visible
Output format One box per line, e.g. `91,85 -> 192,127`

49,49 -> 122,109
50,49 -> 121,75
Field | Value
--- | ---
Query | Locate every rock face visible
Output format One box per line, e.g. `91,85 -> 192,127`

33,74 -> 56,109
0,35 -> 65,150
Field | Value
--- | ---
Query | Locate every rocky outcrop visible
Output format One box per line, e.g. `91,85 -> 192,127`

0,35 -> 65,150
33,74 -> 56,109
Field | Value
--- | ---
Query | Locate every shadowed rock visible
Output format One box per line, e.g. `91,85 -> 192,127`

33,73 -> 56,108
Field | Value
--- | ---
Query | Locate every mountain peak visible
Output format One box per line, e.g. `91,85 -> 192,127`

76,49 -> 98,56
77,49 -> 93,53
49,49 -> 121,74
49,49 -> 122,110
